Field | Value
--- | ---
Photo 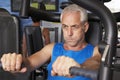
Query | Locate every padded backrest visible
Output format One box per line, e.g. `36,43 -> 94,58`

85,20 -> 103,46
0,8 -> 22,80
0,8 -> 20,58
48,27 -> 59,43
24,26 -> 43,55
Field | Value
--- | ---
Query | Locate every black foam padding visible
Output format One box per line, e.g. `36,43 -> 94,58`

0,9 -> 20,58
24,26 -> 44,55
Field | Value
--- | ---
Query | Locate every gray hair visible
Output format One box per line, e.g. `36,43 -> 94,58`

60,4 -> 88,23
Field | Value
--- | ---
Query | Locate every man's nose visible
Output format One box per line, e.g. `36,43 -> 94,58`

67,27 -> 73,36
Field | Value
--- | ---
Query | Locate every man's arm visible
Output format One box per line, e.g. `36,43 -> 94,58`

81,46 -> 101,70
0,43 -> 54,73
27,43 -> 53,71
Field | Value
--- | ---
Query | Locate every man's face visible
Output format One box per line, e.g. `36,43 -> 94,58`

61,11 -> 88,47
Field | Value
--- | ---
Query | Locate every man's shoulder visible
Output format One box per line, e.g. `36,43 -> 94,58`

93,46 -> 101,57
45,42 -> 55,47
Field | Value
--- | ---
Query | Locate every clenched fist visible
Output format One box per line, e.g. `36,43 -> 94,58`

0,53 -> 27,73
51,56 -> 80,77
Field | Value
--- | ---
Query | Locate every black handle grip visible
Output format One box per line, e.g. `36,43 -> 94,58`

70,67 -> 98,80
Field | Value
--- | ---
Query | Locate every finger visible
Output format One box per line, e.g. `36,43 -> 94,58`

64,66 -> 71,77
52,56 -> 61,73
1,54 -> 6,70
16,54 -> 22,71
10,53 -> 17,71
63,57 -> 73,76
51,70 -> 57,76
57,56 -> 66,76
5,53 -> 11,71
19,67 -> 27,73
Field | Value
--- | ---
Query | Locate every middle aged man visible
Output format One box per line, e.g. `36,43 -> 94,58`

1,4 -> 101,80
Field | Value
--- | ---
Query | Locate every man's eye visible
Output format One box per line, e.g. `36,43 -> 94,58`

62,25 -> 68,29
72,25 -> 80,29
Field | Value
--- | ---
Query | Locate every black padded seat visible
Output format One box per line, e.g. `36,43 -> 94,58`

0,8 -> 21,58
48,27 -> 59,43
24,26 -> 44,56
86,18 -> 103,46
0,8 -> 22,80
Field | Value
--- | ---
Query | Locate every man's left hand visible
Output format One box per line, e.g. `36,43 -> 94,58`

51,56 -> 80,77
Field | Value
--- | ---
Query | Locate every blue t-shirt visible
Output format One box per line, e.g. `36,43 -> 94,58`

47,43 -> 94,80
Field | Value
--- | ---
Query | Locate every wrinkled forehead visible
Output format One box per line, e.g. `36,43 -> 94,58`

61,11 -> 81,25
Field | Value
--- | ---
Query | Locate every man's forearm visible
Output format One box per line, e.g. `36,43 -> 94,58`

81,56 -> 101,70
23,58 -> 34,72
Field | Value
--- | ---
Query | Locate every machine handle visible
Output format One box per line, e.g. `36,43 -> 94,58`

70,66 -> 98,80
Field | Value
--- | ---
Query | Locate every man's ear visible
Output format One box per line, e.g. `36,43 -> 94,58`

84,22 -> 89,33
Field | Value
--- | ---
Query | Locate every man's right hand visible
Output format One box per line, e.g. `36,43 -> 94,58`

0,53 -> 27,73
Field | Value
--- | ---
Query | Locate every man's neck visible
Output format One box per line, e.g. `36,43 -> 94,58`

64,42 -> 88,51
